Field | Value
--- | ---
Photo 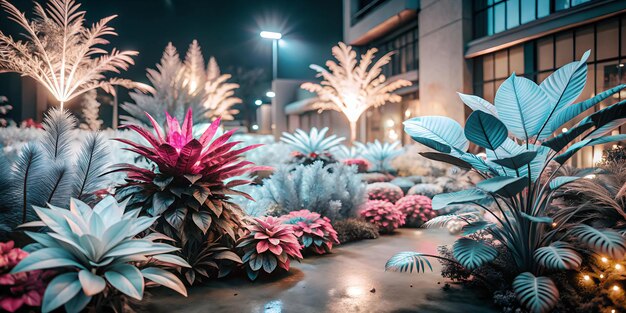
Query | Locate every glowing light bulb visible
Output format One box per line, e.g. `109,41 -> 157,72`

612,285 -> 620,291
404,109 -> 411,118
601,257 -> 609,263
600,274 -> 605,279
385,119 -> 395,127
616,264 -> 622,270
583,275 -> 590,281
551,222 -> 557,228
612,309 -> 616,313
561,127 -> 568,133
255,99 -> 262,106
251,124 -> 259,131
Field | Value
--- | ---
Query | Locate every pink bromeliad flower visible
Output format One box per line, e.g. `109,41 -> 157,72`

280,210 -> 339,255
237,216 -> 303,280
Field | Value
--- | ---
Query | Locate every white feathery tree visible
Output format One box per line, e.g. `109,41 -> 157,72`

0,0 -> 150,109
121,40 -> 241,126
301,42 -> 412,142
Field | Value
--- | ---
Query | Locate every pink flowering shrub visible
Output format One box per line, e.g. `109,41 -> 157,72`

343,158 -> 369,173
360,200 -> 405,233
0,241 -> 52,312
281,210 -> 340,254
366,182 -> 404,203
237,216 -> 303,280
395,195 -> 436,227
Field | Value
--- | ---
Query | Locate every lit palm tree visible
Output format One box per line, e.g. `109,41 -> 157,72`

0,0 -> 150,109
301,42 -> 412,142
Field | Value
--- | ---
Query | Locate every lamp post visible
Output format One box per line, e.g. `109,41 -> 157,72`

260,31 -> 282,80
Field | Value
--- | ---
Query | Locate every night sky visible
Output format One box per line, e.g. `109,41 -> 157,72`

1,0 -> 343,122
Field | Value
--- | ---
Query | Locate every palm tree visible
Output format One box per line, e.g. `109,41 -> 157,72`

301,42 -> 412,142
0,0 -> 150,109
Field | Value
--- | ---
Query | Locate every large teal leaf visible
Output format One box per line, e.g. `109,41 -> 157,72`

494,74 -> 551,140
477,176 -> 527,197
457,92 -> 498,116
554,134 -> 626,164
431,189 -> 487,210
78,269 -> 106,296
520,212 -> 552,224
460,153 -> 495,173
549,176 -> 582,190
570,224 -> 626,259
403,116 -> 468,156
43,272 -> 82,313
105,264 -> 145,300
490,151 -> 537,169
452,238 -> 497,270
542,120 -> 593,153
462,221 -> 494,235
63,291 -> 91,313
141,267 -> 188,296
419,152 -> 472,169
533,242 -> 582,270
385,252 -> 433,273
512,272 -> 559,313
11,247 -> 85,273
465,110 -> 508,150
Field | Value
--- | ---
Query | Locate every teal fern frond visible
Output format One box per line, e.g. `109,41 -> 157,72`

40,109 -> 76,161
72,132 -> 111,201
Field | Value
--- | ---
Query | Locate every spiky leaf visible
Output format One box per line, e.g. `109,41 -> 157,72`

385,252 -> 433,273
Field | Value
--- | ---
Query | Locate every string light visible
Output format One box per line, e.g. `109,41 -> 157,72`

616,264 -> 622,270
600,274 -> 605,279
551,222 -> 557,228
612,285 -> 620,292
601,257 -> 609,263
583,275 -> 590,281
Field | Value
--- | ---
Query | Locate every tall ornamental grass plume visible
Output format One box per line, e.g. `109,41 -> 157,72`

360,200 -> 405,233
112,108 -> 268,284
0,0 -> 150,109
280,210 -> 339,255
236,216 -> 303,280
11,196 -> 189,313
385,50 -> 626,313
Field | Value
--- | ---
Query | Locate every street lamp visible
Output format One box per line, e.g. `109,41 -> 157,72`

260,31 -> 282,80
266,91 -> 276,98
255,99 -> 263,106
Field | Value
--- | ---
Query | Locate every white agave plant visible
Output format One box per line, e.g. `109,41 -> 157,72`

280,127 -> 345,155
12,196 -> 189,313
356,140 -> 402,172
332,144 -> 362,160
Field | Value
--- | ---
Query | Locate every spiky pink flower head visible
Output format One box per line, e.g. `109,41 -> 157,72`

360,200 -> 405,233
395,195 -> 436,227
237,216 -> 303,280
280,210 -> 340,254
366,182 -> 404,204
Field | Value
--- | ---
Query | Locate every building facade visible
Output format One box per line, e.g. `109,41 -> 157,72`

274,0 -> 626,166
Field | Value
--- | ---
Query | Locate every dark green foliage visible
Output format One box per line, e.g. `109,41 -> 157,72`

332,218 -> 379,243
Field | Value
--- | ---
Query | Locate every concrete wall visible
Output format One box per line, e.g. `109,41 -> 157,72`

418,0 -> 473,125
271,79 -> 309,138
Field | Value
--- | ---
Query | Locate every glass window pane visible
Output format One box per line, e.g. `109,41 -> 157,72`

521,0 -> 536,24
494,3 -> 505,33
596,19 -> 619,61
487,7 -> 494,36
555,0 -> 570,11
483,82 -> 495,103
509,45 -> 524,75
622,17 -> 626,58
495,50 -> 509,78
507,0 -> 520,29
555,32 -> 573,67
537,37 -> 554,71
575,26 -> 595,61
484,54 -> 494,81
537,0 -> 550,18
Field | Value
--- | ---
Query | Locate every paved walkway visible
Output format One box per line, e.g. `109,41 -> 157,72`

147,228 -> 498,313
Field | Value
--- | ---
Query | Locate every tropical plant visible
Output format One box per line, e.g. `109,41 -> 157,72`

332,144 -> 361,160
366,182 -> 404,203
121,41 -> 240,126
395,195 -> 436,227
301,42 -> 412,142
280,210 -> 339,255
0,0 -> 149,108
360,200 -> 405,233
281,127 -> 344,165
11,196 -> 189,313
0,109 -> 110,236
332,218 -> 379,243
0,241 -> 52,312
79,90 -> 103,131
385,51 -> 626,313
179,236 -> 242,285
236,216 -> 303,280
113,109 -> 266,284
406,183 -> 443,199
356,140 -> 402,172
244,161 -> 366,220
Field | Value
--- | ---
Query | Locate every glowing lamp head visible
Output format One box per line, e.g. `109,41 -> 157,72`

266,91 -> 276,98
255,99 -> 263,106
612,285 -> 620,291
260,31 -> 282,40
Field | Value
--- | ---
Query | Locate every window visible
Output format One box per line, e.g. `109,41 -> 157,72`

473,0 -> 595,38
361,26 -> 418,77
472,15 -> 626,167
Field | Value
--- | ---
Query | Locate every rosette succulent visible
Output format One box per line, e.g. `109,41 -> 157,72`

394,195 -> 436,227
360,200 -> 405,233
236,216 -> 303,280
280,210 -> 339,255
356,140 -> 402,172
366,182 -> 404,203
11,196 -> 189,313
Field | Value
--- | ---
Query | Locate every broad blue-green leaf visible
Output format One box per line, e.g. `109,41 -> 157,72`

105,264 -> 145,300
462,221 -> 494,235
432,189 -> 487,210
153,175 -> 174,190
457,92 -> 498,116
542,120 -> 593,152
534,242 -> 582,270
419,152 -> 472,169
165,206 -> 187,229
152,191 -> 175,216
385,252 -> 433,273
554,134 -> 626,164
549,176 -> 581,190
452,238 -> 497,270
477,176 -> 527,197
465,110 -> 508,150
262,255 -> 278,273
141,267 -> 188,296
570,224 -> 626,259
495,74 -> 551,140
11,247 -> 84,273
490,151 -> 537,169
43,272 -> 82,313
520,212 -> 552,224
105,241 -> 178,258
192,211 -> 212,234
512,272 -> 559,313
403,116 -> 469,156
63,290 -> 91,313
152,254 -> 191,268
78,269 -> 106,296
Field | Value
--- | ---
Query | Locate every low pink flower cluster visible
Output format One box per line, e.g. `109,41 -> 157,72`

280,210 -> 340,255
366,182 -> 404,204
395,195 -> 436,227
0,241 -> 52,312
359,200 -> 406,233
343,158 -> 369,173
